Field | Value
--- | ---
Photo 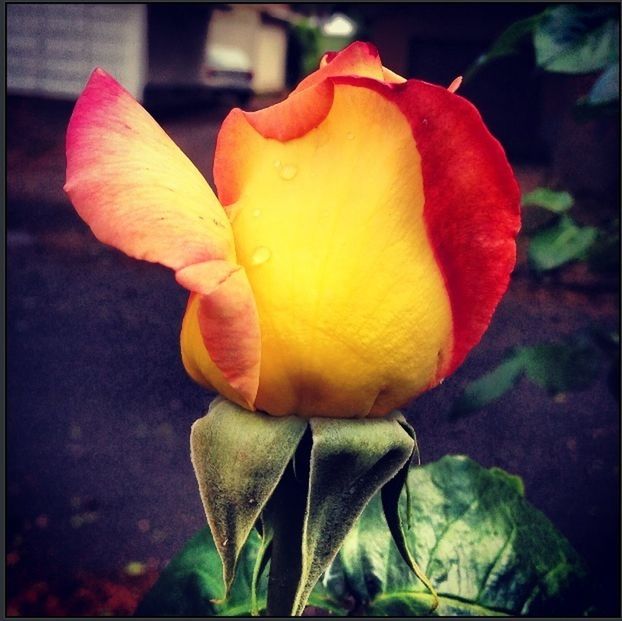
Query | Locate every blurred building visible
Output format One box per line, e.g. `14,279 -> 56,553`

207,5 -> 290,95
8,2 -> 618,198
7,3 -> 298,102
7,4 -> 148,99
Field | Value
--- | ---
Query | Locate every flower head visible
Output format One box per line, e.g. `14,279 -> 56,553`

65,42 -> 520,418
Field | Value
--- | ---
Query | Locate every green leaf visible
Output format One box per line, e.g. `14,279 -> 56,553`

452,353 -> 526,416
533,5 -> 619,74
521,187 -> 574,213
528,215 -> 598,271
135,528 -> 266,616
137,457 -> 591,617
453,334 -> 603,416
136,524 -> 348,617
520,338 -> 601,394
266,415 -> 415,615
585,63 -> 620,105
190,398 -> 307,596
326,456 -> 591,616
463,14 -> 542,82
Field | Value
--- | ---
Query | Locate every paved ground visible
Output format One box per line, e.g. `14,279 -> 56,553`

6,96 -> 620,615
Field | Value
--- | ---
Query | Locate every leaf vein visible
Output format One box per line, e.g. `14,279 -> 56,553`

424,495 -> 479,574
475,522 -> 517,601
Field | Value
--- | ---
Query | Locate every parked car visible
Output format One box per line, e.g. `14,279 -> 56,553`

202,43 -> 254,106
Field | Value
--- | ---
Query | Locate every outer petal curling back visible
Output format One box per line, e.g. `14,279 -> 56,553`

214,41 -> 386,205
215,80 -> 335,207
65,68 -> 234,271
242,80 -> 334,142
176,263 -> 261,409
294,41 -> 384,93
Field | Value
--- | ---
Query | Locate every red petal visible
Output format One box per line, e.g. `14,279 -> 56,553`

330,75 -> 520,379
401,82 -> 520,377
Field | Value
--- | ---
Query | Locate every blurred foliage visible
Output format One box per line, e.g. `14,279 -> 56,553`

452,356 -> 527,416
528,215 -> 598,271
578,63 -> 619,107
522,187 -> 574,213
533,5 -> 619,74
522,187 -> 618,274
137,457 -> 591,616
292,18 -> 323,77
454,187 -> 618,417
466,4 -> 620,114
291,17 -> 356,79
465,14 -> 542,77
452,329 -> 618,417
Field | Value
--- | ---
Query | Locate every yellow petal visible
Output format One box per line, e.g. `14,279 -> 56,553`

224,83 -> 453,417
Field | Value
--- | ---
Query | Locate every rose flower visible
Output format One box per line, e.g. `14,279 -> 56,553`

65,42 -> 520,418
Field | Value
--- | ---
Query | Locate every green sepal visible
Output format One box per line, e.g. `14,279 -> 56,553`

190,397 -> 307,598
250,515 -> 273,616
381,416 -> 438,612
266,414 -> 415,615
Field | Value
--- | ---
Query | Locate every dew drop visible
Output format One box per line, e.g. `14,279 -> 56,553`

222,538 -> 228,547
273,159 -> 281,168
280,164 -> 297,180
346,131 -> 355,140
251,246 -> 271,266
252,208 -> 261,217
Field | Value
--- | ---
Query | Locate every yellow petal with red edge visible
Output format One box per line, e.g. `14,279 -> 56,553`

295,41 -> 384,93
214,42 -> 386,206
176,262 -> 261,409
65,68 -> 234,270
207,82 -> 453,418
214,42 -> 402,209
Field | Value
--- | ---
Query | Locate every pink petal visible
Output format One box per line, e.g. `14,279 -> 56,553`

176,262 -> 261,409
65,68 -> 234,271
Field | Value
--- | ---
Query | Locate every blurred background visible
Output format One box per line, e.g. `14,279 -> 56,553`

6,3 -> 620,617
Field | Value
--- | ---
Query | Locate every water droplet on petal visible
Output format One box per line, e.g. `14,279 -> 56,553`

280,164 -> 297,180
273,159 -> 281,168
252,208 -> 261,217
251,246 -> 271,266
346,131 -> 355,140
